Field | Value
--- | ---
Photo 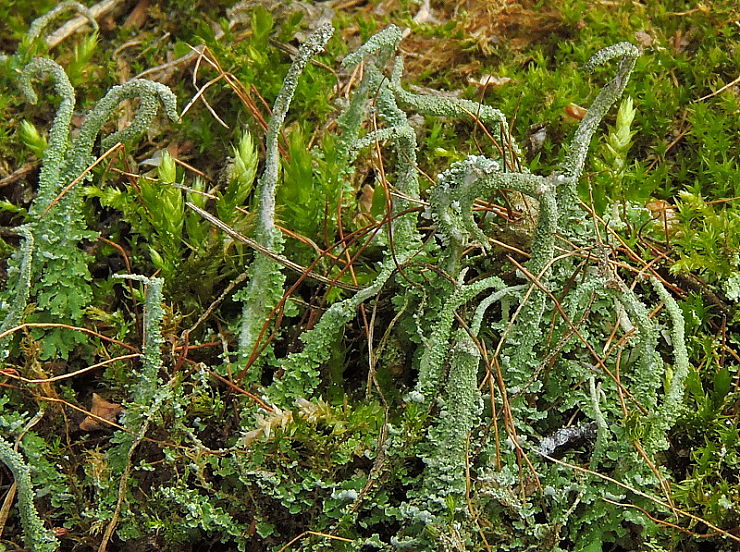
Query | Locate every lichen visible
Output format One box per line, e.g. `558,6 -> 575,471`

3,55 -> 178,359
236,24 -> 334,370
0,435 -> 59,552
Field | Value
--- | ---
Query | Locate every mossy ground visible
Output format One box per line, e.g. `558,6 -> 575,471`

0,1 -> 738,551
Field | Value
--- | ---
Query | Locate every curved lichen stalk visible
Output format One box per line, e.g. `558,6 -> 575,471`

236,24 -> 334,366
4,57 -> 179,358
342,26 -> 425,252
338,25 -> 402,166
20,60 -> 180,214
0,1 -> 99,67
18,58 -> 76,215
25,1 -> 97,48
389,56 -> 520,159
425,42 -> 639,390
102,275 -> 167,550
645,277 -> 690,453
342,25 -> 402,69
416,328 -> 483,512
558,42 -> 639,221
430,155 -> 557,274
67,78 -> 180,183
0,435 -> 59,552
498,44 -> 638,391
0,226 -> 34,362
114,275 -> 165,404
428,154 -> 560,390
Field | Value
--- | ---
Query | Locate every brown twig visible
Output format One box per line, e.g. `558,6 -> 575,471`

0,162 -> 39,188
0,323 -> 138,352
3,353 -> 141,384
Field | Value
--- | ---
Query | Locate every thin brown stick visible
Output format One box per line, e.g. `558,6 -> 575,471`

201,366 -> 274,413
694,74 -> 740,102
276,531 -> 353,552
632,438 -> 676,518
4,353 -> 140,384
0,162 -> 39,188
0,323 -> 138,352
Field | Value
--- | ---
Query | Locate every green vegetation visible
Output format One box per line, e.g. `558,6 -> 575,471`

0,1 -> 738,551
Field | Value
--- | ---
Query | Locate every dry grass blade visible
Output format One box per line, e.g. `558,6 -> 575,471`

45,0 -> 123,48
276,530 -> 353,552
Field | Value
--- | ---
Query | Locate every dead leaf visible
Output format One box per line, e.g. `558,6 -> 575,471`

671,29 -> 692,54
634,30 -> 653,48
564,103 -> 587,121
526,123 -> 547,160
358,183 -> 374,214
646,200 -> 679,235
79,393 -> 122,431
468,74 -> 512,90
412,0 -> 440,26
